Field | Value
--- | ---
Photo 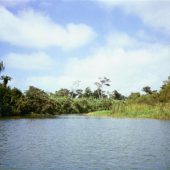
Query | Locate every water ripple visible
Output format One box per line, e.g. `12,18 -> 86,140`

0,116 -> 170,170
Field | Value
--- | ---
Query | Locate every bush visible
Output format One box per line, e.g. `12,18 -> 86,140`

23,86 -> 57,115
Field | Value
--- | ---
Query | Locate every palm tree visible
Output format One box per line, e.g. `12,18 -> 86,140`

0,75 -> 12,87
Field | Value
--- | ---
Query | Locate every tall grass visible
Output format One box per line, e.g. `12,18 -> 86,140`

89,101 -> 170,120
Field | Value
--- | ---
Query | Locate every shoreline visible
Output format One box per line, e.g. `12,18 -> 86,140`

0,113 -> 57,120
1,112 -> 170,120
88,110 -> 170,120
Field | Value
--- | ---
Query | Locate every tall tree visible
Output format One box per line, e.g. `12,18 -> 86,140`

83,87 -> 93,98
142,86 -> 152,94
0,75 -> 12,87
112,90 -> 125,100
55,88 -> 70,97
94,77 -> 111,99
70,80 -> 81,98
159,76 -> 170,103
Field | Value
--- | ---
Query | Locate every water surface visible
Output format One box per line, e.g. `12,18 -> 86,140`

0,115 -> 170,170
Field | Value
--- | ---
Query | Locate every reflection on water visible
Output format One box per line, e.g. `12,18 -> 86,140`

0,116 -> 170,170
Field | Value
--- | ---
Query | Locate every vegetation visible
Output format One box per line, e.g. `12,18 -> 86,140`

89,103 -> 170,120
0,60 -> 170,119
89,77 -> 170,120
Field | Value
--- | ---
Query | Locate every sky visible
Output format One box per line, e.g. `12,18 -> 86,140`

0,0 -> 170,95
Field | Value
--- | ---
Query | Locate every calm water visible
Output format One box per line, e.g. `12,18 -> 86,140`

0,115 -> 170,170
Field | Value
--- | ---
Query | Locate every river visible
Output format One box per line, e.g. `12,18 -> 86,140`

0,115 -> 170,170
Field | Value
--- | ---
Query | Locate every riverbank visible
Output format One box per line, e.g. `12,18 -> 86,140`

0,113 -> 57,120
88,103 -> 170,120
88,110 -> 170,120
1,103 -> 170,120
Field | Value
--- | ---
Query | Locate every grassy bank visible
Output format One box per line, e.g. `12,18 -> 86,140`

88,103 -> 170,120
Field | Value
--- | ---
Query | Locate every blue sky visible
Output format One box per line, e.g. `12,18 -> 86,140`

0,0 -> 170,95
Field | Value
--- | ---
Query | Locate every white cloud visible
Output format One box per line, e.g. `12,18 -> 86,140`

0,6 -> 96,49
54,32 -> 170,95
106,32 -> 138,48
96,0 -> 170,35
3,52 -> 56,70
26,76 -> 58,91
9,32 -> 170,95
25,75 -> 81,92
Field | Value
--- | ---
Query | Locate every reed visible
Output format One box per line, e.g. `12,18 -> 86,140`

89,102 -> 170,120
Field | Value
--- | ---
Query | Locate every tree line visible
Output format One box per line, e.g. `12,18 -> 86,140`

0,61 -> 169,117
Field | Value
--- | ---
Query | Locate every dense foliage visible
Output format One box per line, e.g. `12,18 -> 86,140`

0,61 -> 170,118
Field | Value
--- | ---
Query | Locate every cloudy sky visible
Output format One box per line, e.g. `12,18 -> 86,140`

0,0 -> 170,95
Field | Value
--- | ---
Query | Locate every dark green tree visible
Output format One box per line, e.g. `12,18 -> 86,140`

112,90 -> 125,100
0,85 -> 12,116
55,88 -> 70,97
142,86 -> 152,94
10,88 -> 23,115
0,75 -> 12,87
83,87 -> 93,98
159,76 -> 170,103
24,86 -> 57,115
